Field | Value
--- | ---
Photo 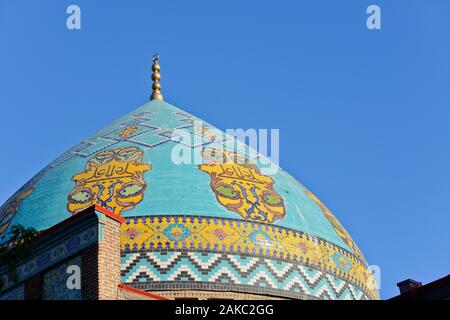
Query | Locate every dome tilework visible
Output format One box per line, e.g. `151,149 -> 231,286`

0,100 -> 379,299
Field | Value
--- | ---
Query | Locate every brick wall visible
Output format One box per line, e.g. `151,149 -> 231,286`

23,212 -> 123,300
24,273 -> 43,300
79,212 -> 123,300
97,214 -> 122,300
80,244 -> 99,300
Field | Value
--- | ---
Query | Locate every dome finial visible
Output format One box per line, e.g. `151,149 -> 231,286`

150,53 -> 164,101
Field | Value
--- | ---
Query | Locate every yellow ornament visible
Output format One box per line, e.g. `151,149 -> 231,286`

68,147 -> 150,215
199,148 -> 286,223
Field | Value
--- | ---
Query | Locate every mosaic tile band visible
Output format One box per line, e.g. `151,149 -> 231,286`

121,251 -> 370,300
42,256 -> 82,300
0,225 -> 98,291
121,215 -> 378,299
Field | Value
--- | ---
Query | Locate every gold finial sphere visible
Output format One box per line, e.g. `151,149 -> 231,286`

152,73 -> 161,81
152,63 -> 161,72
150,53 -> 163,101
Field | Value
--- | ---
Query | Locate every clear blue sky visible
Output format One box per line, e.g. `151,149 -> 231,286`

1,0 -> 449,299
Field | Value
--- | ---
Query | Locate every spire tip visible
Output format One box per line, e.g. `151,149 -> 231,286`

150,53 -> 163,101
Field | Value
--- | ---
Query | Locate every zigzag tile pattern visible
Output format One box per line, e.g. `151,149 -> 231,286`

121,251 -> 370,300
121,215 -> 378,299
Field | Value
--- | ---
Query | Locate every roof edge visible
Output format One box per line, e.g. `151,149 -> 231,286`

118,284 -> 170,300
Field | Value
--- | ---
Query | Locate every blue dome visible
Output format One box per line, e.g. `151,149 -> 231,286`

0,99 -> 379,300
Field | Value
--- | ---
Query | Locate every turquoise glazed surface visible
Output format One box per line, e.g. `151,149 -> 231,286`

0,99 -> 378,299
1,100 -> 343,247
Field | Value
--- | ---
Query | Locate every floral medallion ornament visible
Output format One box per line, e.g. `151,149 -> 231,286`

210,228 -> 233,241
332,252 -> 353,273
198,148 -> 286,223
249,230 -> 273,248
163,223 -> 191,242
68,147 -> 150,215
